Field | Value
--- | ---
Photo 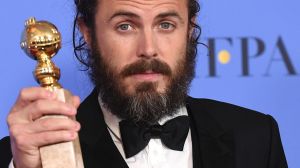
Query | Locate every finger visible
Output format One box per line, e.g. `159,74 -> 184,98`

31,131 -> 78,147
13,130 -> 78,149
27,117 -> 80,134
12,99 -> 77,123
12,87 -> 55,112
30,100 -> 77,121
9,119 -> 79,137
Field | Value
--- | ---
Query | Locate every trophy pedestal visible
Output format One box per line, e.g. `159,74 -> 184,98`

39,89 -> 84,168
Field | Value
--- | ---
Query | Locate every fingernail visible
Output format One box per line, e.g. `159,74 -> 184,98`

75,123 -> 81,130
70,132 -> 78,139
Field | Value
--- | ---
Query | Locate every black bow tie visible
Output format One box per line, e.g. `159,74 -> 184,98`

119,116 -> 190,158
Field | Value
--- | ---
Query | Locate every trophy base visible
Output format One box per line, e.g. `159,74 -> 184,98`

39,88 -> 84,168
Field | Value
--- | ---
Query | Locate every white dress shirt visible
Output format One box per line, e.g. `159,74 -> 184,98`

100,97 -> 193,168
9,98 -> 193,168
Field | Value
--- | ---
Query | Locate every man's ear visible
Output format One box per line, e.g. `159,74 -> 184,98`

77,18 -> 92,47
188,16 -> 196,38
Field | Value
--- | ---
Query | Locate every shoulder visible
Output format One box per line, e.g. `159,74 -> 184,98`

187,96 -> 272,120
0,136 -> 13,167
186,97 -> 277,135
186,97 -> 287,167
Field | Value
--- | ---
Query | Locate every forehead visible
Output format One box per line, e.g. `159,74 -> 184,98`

97,0 -> 188,19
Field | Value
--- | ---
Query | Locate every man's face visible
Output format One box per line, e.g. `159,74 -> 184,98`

93,0 -> 189,95
81,0 -> 194,123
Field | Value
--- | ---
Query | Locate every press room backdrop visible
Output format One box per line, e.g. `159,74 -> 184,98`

0,0 -> 299,167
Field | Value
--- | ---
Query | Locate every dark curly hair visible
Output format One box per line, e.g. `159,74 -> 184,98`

72,0 -> 201,70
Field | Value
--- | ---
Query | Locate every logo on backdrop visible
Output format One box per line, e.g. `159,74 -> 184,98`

203,36 -> 298,77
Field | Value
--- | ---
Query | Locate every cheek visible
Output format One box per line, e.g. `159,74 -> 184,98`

96,32 -> 138,72
156,33 -> 187,71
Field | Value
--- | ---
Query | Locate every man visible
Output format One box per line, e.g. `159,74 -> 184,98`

0,0 -> 288,167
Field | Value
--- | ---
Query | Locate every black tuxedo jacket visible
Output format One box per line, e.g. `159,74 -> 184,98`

0,89 -> 288,168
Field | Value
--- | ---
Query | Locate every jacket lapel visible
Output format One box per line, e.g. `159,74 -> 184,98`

186,97 -> 235,168
77,89 -> 128,168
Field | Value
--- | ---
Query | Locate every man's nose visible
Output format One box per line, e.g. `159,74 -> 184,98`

137,29 -> 158,59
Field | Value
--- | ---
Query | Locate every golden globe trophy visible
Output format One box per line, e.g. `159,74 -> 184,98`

20,17 -> 84,168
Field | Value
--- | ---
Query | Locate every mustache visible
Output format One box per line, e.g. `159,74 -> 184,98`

121,59 -> 172,77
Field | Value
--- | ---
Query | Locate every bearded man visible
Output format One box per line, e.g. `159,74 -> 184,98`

0,0 -> 288,168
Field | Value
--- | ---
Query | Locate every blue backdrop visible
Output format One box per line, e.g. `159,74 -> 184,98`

0,0 -> 299,167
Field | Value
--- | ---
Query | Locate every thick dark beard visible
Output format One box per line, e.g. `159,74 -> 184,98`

87,36 -> 196,125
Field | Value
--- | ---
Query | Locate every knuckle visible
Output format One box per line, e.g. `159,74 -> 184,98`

19,88 -> 28,99
9,125 -> 20,136
14,134 -> 27,147
40,119 -> 52,129
6,113 -> 15,125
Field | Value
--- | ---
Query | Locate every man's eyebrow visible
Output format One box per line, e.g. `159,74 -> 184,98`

108,10 -> 185,23
155,11 -> 185,23
109,11 -> 140,21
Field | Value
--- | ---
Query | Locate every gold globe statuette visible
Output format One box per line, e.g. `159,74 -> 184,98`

21,17 -> 84,168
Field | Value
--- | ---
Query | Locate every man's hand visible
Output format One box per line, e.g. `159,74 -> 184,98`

7,87 -> 81,168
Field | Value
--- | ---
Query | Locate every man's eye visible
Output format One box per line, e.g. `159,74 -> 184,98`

159,22 -> 174,30
118,24 -> 132,31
